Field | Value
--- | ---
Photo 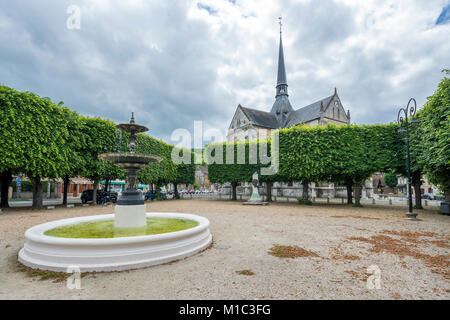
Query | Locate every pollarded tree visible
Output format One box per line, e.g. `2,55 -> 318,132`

207,139 -> 281,201
0,86 -> 79,209
279,124 -> 339,202
80,116 -> 118,204
171,147 -> 195,197
414,69 -> 450,202
136,133 -> 178,193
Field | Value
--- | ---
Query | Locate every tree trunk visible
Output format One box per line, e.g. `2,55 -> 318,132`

31,176 -> 43,210
354,182 -> 361,206
0,170 -> 12,208
105,177 -> 110,192
302,180 -> 309,201
63,176 -> 70,205
173,183 -> 178,197
266,181 -> 273,202
92,180 -> 98,205
444,191 -> 450,203
345,179 -> 353,205
412,171 -> 423,209
231,182 -> 237,201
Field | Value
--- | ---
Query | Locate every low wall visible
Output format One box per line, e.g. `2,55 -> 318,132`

12,192 -> 61,199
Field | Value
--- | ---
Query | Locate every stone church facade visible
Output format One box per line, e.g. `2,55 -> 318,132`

223,24 -> 374,200
227,28 -> 350,142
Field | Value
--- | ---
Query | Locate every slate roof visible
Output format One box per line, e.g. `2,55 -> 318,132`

240,106 -> 279,129
284,95 -> 334,128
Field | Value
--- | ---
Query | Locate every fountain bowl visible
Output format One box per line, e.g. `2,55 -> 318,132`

98,153 -> 162,168
18,212 -> 212,272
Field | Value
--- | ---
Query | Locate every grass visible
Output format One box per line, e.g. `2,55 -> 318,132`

44,217 -> 198,238
268,244 -> 319,259
236,269 -> 255,276
17,264 -> 89,282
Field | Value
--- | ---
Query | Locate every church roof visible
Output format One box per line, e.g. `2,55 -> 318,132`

276,34 -> 287,87
285,95 -> 334,127
240,106 -> 279,129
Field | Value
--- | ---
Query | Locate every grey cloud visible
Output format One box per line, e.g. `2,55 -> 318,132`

0,0 -> 448,146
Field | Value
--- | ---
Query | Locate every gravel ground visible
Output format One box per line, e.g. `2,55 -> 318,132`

0,200 -> 448,300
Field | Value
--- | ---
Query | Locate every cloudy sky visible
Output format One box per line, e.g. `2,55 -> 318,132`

1,0 -> 449,146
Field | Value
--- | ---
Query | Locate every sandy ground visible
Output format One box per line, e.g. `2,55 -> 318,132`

0,199 -> 449,300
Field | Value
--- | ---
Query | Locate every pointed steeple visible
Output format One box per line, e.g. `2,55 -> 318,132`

271,16 -> 293,127
276,17 -> 288,96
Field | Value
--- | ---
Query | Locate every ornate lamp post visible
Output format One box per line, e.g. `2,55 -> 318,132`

397,98 -> 420,220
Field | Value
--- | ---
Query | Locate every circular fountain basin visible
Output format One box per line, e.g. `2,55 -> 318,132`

18,212 -> 212,272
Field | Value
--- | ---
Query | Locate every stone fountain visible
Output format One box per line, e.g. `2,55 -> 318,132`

18,114 -> 212,272
98,113 -> 161,230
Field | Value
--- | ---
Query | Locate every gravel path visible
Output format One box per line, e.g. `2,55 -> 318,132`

0,200 -> 448,300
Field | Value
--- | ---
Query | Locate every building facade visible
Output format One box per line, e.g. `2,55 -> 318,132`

227,26 -> 350,142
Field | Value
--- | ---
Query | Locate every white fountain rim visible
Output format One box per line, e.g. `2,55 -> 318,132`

24,212 -> 210,246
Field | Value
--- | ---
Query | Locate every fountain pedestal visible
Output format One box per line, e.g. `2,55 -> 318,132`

114,204 -> 146,228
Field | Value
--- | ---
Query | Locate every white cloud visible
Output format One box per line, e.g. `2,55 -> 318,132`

0,0 -> 448,145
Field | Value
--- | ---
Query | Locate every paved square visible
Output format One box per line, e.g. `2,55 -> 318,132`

0,200 -> 448,299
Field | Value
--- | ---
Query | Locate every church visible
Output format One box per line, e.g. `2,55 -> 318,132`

227,23 -> 350,142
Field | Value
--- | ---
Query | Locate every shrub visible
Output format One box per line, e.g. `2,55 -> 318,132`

297,198 -> 313,205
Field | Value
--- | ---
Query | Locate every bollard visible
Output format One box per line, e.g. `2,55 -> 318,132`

341,198 -> 344,204
425,200 -> 428,206
312,197 -> 316,203
82,204 -> 89,207
327,197 -> 330,204
389,199 -> 392,205
372,198 -> 375,205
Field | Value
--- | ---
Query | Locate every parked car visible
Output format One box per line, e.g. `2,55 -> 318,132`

187,189 -> 195,194
145,191 -> 156,201
81,190 -> 117,204
421,193 -> 435,200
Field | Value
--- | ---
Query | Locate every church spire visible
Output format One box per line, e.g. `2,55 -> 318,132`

276,16 -> 288,97
270,16 -> 293,127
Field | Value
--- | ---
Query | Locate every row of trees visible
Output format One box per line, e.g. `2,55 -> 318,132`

207,70 -> 449,205
0,85 -> 195,209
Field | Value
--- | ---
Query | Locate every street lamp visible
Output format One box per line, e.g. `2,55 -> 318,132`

397,98 -> 419,220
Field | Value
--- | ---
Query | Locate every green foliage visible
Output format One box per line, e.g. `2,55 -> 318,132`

297,198 -> 313,205
413,70 -> 450,194
383,173 -> 398,188
0,86 -> 78,180
135,133 -> 177,185
79,116 -> 121,182
207,139 -> 283,185
279,123 -> 399,185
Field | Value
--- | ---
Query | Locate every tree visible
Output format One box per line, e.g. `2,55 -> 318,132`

80,117 -> 118,205
0,86 -> 76,209
172,148 -> 195,197
414,70 -> 450,202
207,139 -> 281,201
383,173 -> 398,188
136,133 -> 178,190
